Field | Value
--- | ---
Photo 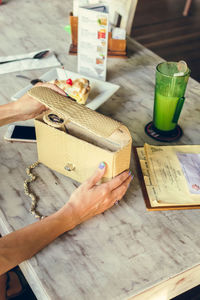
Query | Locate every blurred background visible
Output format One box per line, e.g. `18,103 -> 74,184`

132,0 -> 200,82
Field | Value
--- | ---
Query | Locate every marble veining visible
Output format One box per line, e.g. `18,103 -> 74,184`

0,0 -> 200,299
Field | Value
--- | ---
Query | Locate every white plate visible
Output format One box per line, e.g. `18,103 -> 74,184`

12,68 -> 119,110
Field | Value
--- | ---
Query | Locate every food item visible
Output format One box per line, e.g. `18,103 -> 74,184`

177,60 -> 188,73
98,18 -> 107,26
51,78 -> 91,104
98,29 -> 106,39
66,78 -> 73,86
96,58 -> 104,65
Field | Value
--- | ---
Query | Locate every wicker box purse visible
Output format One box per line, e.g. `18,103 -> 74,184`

28,86 -> 132,183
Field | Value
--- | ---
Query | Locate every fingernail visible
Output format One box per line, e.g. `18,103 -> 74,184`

131,175 -> 134,180
99,162 -> 105,169
128,171 -> 132,176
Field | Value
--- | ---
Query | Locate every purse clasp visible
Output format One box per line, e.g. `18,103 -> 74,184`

64,163 -> 75,172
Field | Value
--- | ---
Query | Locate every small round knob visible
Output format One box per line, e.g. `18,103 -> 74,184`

64,163 -> 75,172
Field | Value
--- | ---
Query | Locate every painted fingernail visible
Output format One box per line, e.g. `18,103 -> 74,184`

128,171 -> 132,176
131,175 -> 134,180
99,162 -> 105,169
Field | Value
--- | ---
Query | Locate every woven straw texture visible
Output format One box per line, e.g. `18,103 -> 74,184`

28,86 -> 120,138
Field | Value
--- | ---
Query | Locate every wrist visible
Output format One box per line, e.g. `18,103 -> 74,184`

12,100 -> 26,121
55,202 -> 78,232
0,102 -> 21,127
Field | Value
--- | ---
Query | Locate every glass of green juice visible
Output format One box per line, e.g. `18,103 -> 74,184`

153,61 -> 190,133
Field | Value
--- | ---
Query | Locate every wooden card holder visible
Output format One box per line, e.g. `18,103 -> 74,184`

108,32 -> 126,57
68,15 -> 78,55
68,15 -> 127,58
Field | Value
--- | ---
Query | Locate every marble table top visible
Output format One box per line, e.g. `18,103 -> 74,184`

0,1 -> 200,299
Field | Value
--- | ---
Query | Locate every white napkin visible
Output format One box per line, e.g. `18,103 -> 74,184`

0,49 -> 61,75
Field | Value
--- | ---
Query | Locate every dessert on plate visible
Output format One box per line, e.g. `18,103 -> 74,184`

51,78 -> 91,104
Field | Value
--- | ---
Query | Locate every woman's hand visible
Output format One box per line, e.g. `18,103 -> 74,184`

67,162 -> 132,226
14,82 -> 66,121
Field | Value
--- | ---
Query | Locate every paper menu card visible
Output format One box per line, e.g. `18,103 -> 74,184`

73,0 -> 105,17
77,5 -> 108,81
137,144 -> 200,208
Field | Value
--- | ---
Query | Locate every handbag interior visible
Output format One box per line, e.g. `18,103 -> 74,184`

36,110 -> 131,153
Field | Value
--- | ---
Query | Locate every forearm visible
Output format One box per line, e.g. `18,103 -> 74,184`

0,203 -> 76,275
0,102 -> 20,127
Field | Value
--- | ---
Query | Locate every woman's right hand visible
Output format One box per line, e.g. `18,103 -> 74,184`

14,82 -> 66,121
66,162 -> 132,226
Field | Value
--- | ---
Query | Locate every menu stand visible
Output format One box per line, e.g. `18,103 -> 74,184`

68,14 -> 127,58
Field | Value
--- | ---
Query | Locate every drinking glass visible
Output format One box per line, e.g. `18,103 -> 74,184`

153,62 -> 190,133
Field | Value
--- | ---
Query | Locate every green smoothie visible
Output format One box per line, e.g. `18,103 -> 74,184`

153,92 -> 179,131
153,62 -> 190,133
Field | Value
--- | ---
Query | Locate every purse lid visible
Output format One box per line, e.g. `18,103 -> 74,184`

28,86 -> 121,138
